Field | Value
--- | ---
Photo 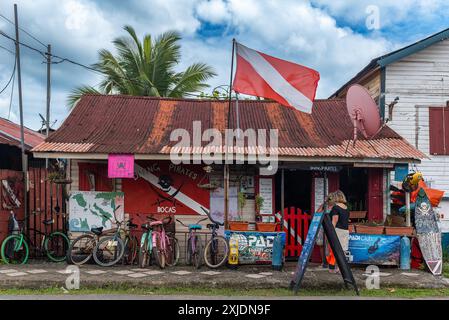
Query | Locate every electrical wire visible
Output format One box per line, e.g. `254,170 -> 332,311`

0,13 -> 47,48
8,63 -> 15,119
0,58 -> 16,94
0,31 -> 209,98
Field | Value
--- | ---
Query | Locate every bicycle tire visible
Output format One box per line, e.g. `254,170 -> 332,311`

1,234 -> 29,264
138,236 -> 150,268
44,231 -> 70,262
165,236 -> 180,267
192,236 -> 203,269
204,236 -> 229,269
93,236 -> 125,267
152,233 -> 165,269
67,234 -> 97,265
123,235 -> 138,265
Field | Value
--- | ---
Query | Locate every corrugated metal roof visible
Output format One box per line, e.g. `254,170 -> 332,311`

0,117 -> 45,149
32,94 -> 425,161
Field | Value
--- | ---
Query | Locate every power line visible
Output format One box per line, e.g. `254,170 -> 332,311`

0,43 -> 14,55
0,13 -> 47,48
0,58 -> 16,94
0,30 -> 210,98
8,62 -> 15,119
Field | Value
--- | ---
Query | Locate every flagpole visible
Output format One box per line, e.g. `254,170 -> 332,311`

224,38 -> 235,230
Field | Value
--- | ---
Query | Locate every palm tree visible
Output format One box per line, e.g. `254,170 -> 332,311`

68,25 -> 216,108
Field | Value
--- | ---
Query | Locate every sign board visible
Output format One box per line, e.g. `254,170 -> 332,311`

291,213 -> 359,295
122,161 -> 210,215
69,191 -> 124,232
348,233 -> 400,265
225,231 -> 285,264
258,177 -> 273,215
108,154 -> 134,178
394,164 -> 408,182
210,186 -> 238,225
291,212 -> 324,284
313,177 -> 328,212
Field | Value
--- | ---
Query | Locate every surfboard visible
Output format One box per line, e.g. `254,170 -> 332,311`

414,188 -> 442,275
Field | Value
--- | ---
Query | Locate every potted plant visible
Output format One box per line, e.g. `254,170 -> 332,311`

254,194 -> 277,232
355,220 -> 385,234
229,192 -> 249,231
47,171 -> 72,184
384,225 -> 415,236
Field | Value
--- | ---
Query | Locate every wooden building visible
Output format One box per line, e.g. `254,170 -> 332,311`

32,94 -> 424,260
330,27 -> 449,227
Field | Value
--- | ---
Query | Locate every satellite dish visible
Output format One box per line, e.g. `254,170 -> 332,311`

346,84 -> 382,141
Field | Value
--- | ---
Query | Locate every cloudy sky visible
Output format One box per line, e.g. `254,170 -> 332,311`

0,0 -> 448,130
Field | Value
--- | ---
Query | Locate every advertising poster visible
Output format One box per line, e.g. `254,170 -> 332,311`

348,233 -> 401,265
225,231 -> 286,264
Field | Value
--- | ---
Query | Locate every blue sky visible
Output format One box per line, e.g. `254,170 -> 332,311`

0,0 -> 448,130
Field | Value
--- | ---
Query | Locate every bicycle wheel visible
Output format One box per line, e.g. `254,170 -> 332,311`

165,235 -> 180,267
152,233 -> 165,269
190,236 -> 203,269
1,235 -> 29,264
67,234 -> 97,265
123,235 -> 138,265
93,236 -> 125,267
204,236 -> 229,269
44,231 -> 70,262
138,236 -> 150,268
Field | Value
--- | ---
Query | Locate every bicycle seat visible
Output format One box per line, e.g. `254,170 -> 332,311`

188,224 -> 202,230
149,221 -> 163,227
141,223 -> 151,230
42,219 -> 54,225
91,227 -> 103,235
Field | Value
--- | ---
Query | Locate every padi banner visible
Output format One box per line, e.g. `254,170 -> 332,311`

348,233 -> 400,265
225,231 -> 286,264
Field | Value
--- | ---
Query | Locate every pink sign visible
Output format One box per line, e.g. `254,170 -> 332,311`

108,154 -> 134,178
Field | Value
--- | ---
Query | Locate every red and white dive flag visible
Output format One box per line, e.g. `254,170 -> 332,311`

232,42 -> 320,113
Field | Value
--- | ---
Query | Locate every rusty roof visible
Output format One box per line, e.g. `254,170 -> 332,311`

0,117 -> 45,150
32,94 -> 425,161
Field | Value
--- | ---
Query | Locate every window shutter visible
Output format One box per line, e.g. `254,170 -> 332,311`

429,107 -> 445,155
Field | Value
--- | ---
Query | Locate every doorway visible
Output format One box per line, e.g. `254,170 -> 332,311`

339,167 -> 368,211
275,169 -> 312,214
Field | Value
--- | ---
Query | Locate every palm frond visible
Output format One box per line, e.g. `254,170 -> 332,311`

67,86 -> 101,109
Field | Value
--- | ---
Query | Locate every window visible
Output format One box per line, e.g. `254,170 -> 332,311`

78,162 -> 113,191
429,107 -> 449,155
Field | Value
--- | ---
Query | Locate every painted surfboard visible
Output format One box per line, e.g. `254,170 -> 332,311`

415,188 -> 442,275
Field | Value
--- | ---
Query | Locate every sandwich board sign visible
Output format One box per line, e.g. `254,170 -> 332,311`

290,212 -> 359,295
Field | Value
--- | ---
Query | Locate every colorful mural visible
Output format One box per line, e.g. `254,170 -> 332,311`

348,233 -> 401,265
122,161 -> 210,215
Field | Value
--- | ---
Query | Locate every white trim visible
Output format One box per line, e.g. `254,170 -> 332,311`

236,42 -> 313,113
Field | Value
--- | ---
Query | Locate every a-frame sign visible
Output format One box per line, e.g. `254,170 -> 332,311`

290,212 -> 359,295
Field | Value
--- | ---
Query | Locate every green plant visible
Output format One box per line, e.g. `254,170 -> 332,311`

238,192 -> 246,210
255,194 -> 264,213
68,26 -> 216,108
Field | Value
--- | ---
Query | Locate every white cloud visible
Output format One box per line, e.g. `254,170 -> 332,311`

196,0 -> 230,24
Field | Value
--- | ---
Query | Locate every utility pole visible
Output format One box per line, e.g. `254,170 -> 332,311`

45,44 -> 51,168
14,4 -> 28,227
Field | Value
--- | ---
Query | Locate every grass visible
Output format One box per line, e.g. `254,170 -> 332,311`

0,286 -> 449,298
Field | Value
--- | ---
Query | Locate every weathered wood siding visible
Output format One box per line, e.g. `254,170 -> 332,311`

385,38 -> 449,195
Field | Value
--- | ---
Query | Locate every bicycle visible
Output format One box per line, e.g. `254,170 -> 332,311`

1,210 -> 70,264
92,209 -> 138,267
139,215 -> 179,269
177,217 -> 208,269
203,219 -> 229,269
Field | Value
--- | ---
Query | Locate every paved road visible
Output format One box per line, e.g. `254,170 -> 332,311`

1,294 -> 448,300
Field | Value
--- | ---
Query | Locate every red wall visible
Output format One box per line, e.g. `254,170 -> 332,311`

367,168 -> 384,221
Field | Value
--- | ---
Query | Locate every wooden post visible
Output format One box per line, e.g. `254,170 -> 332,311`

224,164 -> 229,229
405,191 -> 411,227
281,168 -> 285,229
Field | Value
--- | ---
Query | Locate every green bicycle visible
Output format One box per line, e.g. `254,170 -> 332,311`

1,210 -> 70,264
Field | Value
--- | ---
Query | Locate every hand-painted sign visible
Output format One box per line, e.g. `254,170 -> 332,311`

69,191 -> 124,231
258,178 -> 274,215
108,154 -> 134,178
292,212 -> 324,280
348,233 -> 400,265
122,161 -> 210,215
225,231 -> 285,264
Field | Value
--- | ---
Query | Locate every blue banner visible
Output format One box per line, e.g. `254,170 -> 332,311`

348,233 -> 400,265
225,231 -> 286,264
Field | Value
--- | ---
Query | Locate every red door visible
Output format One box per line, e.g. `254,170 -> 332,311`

367,168 -> 383,221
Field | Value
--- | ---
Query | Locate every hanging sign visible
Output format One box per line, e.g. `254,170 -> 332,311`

108,154 -> 134,178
